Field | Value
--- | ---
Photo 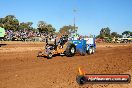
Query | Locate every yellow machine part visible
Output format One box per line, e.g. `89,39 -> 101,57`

41,42 -> 69,57
128,38 -> 132,40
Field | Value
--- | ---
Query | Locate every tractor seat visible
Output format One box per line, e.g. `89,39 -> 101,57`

46,43 -> 58,50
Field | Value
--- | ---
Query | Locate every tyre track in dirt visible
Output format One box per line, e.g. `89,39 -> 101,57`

0,43 -> 132,88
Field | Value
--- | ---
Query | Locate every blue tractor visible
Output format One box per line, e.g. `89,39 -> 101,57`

38,34 -> 96,59
70,37 -> 96,56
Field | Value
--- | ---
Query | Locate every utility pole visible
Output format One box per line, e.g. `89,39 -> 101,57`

73,9 -> 78,36
73,9 -> 76,31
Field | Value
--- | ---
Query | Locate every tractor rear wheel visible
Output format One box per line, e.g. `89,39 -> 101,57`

65,43 -> 76,57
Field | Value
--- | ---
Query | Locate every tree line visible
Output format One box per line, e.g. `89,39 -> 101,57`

97,27 -> 132,39
0,15 -> 78,35
0,15 -> 131,37
0,15 -> 56,34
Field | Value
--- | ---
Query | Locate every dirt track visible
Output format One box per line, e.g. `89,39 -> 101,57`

0,42 -> 132,88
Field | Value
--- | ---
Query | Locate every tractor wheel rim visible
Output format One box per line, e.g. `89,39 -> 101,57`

49,54 -> 52,57
71,47 -> 75,53
90,49 -> 92,53
92,48 -> 95,53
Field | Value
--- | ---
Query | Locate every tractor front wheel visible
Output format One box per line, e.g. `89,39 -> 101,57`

47,53 -> 53,59
88,47 -> 93,55
92,47 -> 95,54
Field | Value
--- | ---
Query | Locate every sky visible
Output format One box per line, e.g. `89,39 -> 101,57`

0,0 -> 132,35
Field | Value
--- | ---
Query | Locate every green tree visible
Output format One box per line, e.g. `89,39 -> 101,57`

59,26 -> 70,34
38,21 -> 48,33
100,27 -> 111,37
0,15 -> 35,31
0,18 -> 5,27
47,24 -> 56,33
122,31 -> 131,36
37,21 -> 56,34
130,32 -> 132,36
96,34 -> 105,39
111,32 -> 118,38
59,25 -> 77,35
0,15 -> 19,30
18,22 -> 33,30
117,34 -> 123,38
111,32 -> 122,38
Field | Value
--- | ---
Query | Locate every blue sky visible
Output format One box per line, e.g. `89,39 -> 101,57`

0,0 -> 132,35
